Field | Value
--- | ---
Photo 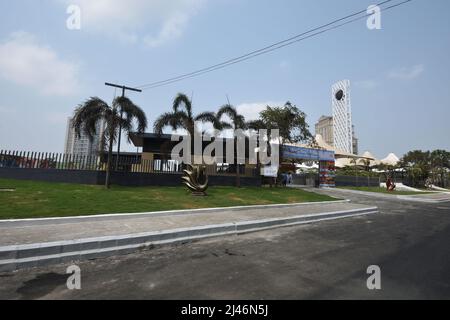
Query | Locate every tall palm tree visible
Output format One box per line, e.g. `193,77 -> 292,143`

154,93 -> 220,161
154,93 -> 219,136
216,104 -> 247,131
72,96 -> 147,188
215,104 -> 247,187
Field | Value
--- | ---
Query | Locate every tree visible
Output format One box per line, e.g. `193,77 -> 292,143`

430,150 -> 450,187
247,102 -> 313,167
153,93 -> 220,162
401,150 -> 431,187
72,96 -> 147,188
258,102 -> 312,144
215,104 -> 247,187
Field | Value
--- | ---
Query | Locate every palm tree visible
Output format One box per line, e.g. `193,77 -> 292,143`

72,96 -> 147,188
154,93 -> 220,162
216,104 -> 247,131
154,93 -> 219,136
215,104 -> 247,187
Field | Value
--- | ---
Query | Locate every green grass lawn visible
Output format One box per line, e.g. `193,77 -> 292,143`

0,179 -> 337,219
338,186 -> 433,196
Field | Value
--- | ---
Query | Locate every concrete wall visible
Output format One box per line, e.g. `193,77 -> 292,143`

334,175 -> 380,187
0,167 -> 101,185
0,167 -> 261,187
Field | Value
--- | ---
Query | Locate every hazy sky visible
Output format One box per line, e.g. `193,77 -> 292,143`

0,0 -> 449,159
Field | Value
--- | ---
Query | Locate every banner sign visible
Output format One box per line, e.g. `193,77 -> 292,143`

261,166 -> 279,177
282,146 -> 335,161
319,161 -> 336,187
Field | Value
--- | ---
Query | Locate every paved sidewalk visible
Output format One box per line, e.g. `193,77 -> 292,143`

401,192 -> 450,202
316,188 -> 450,203
0,201 -> 368,246
0,201 -> 379,272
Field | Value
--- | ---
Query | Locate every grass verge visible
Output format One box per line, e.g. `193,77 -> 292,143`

0,178 -> 337,219
338,186 -> 433,196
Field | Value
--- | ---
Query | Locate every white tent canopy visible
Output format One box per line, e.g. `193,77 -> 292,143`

290,135 -> 401,169
336,152 -> 400,168
380,153 -> 400,166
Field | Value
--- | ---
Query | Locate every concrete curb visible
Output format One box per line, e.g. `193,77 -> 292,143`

0,200 -> 349,228
396,195 -> 450,203
330,189 -> 450,203
330,188 -> 413,199
0,206 -> 378,272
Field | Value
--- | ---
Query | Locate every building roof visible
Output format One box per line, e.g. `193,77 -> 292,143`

129,133 -> 174,147
381,153 -> 400,166
317,115 -> 333,122
313,134 -> 373,160
336,152 -> 401,168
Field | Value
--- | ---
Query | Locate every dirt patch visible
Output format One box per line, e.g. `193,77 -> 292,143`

16,273 -> 68,299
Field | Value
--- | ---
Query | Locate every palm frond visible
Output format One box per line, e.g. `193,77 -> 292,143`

216,121 -> 233,130
173,93 -> 193,118
196,111 -> 223,132
235,115 -> 247,129
114,96 -> 148,133
217,104 -> 247,129
154,112 -> 183,134
72,97 -> 109,140
217,104 -> 237,120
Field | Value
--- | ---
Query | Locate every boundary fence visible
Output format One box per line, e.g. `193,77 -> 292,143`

0,150 -> 258,177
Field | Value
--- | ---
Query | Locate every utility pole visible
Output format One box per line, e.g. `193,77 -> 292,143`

105,83 -> 142,170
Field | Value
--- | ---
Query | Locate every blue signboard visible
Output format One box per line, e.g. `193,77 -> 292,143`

282,145 -> 335,161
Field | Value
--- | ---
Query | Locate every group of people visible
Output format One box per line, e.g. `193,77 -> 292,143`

279,172 -> 293,187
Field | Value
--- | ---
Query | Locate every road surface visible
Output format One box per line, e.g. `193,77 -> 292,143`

0,190 -> 449,299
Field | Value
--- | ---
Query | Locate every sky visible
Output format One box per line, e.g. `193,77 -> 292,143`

0,0 -> 449,159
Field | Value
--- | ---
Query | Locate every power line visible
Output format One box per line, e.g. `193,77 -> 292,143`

136,0 -> 412,90
136,0 -> 394,89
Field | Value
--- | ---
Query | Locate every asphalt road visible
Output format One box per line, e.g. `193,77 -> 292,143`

0,191 -> 449,300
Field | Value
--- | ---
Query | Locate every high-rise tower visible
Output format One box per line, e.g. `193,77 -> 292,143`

332,80 -> 353,154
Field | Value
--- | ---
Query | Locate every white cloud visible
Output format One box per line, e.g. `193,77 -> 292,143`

58,0 -> 205,47
144,12 -> 191,48
0,32 -> 80,96
354,80 -> 378,89
388,64 -> 425,80
237,101 -> 282,121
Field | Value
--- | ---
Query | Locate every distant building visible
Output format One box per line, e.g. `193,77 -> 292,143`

332,80 -> 353,154
315,117 -> 358,155
352,125 -> 359,155
64,117 -> 105,156
315,115 -> 334,147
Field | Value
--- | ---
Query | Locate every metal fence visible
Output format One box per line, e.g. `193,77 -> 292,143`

0,150 -> 103,171
0,150 -> 258,177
